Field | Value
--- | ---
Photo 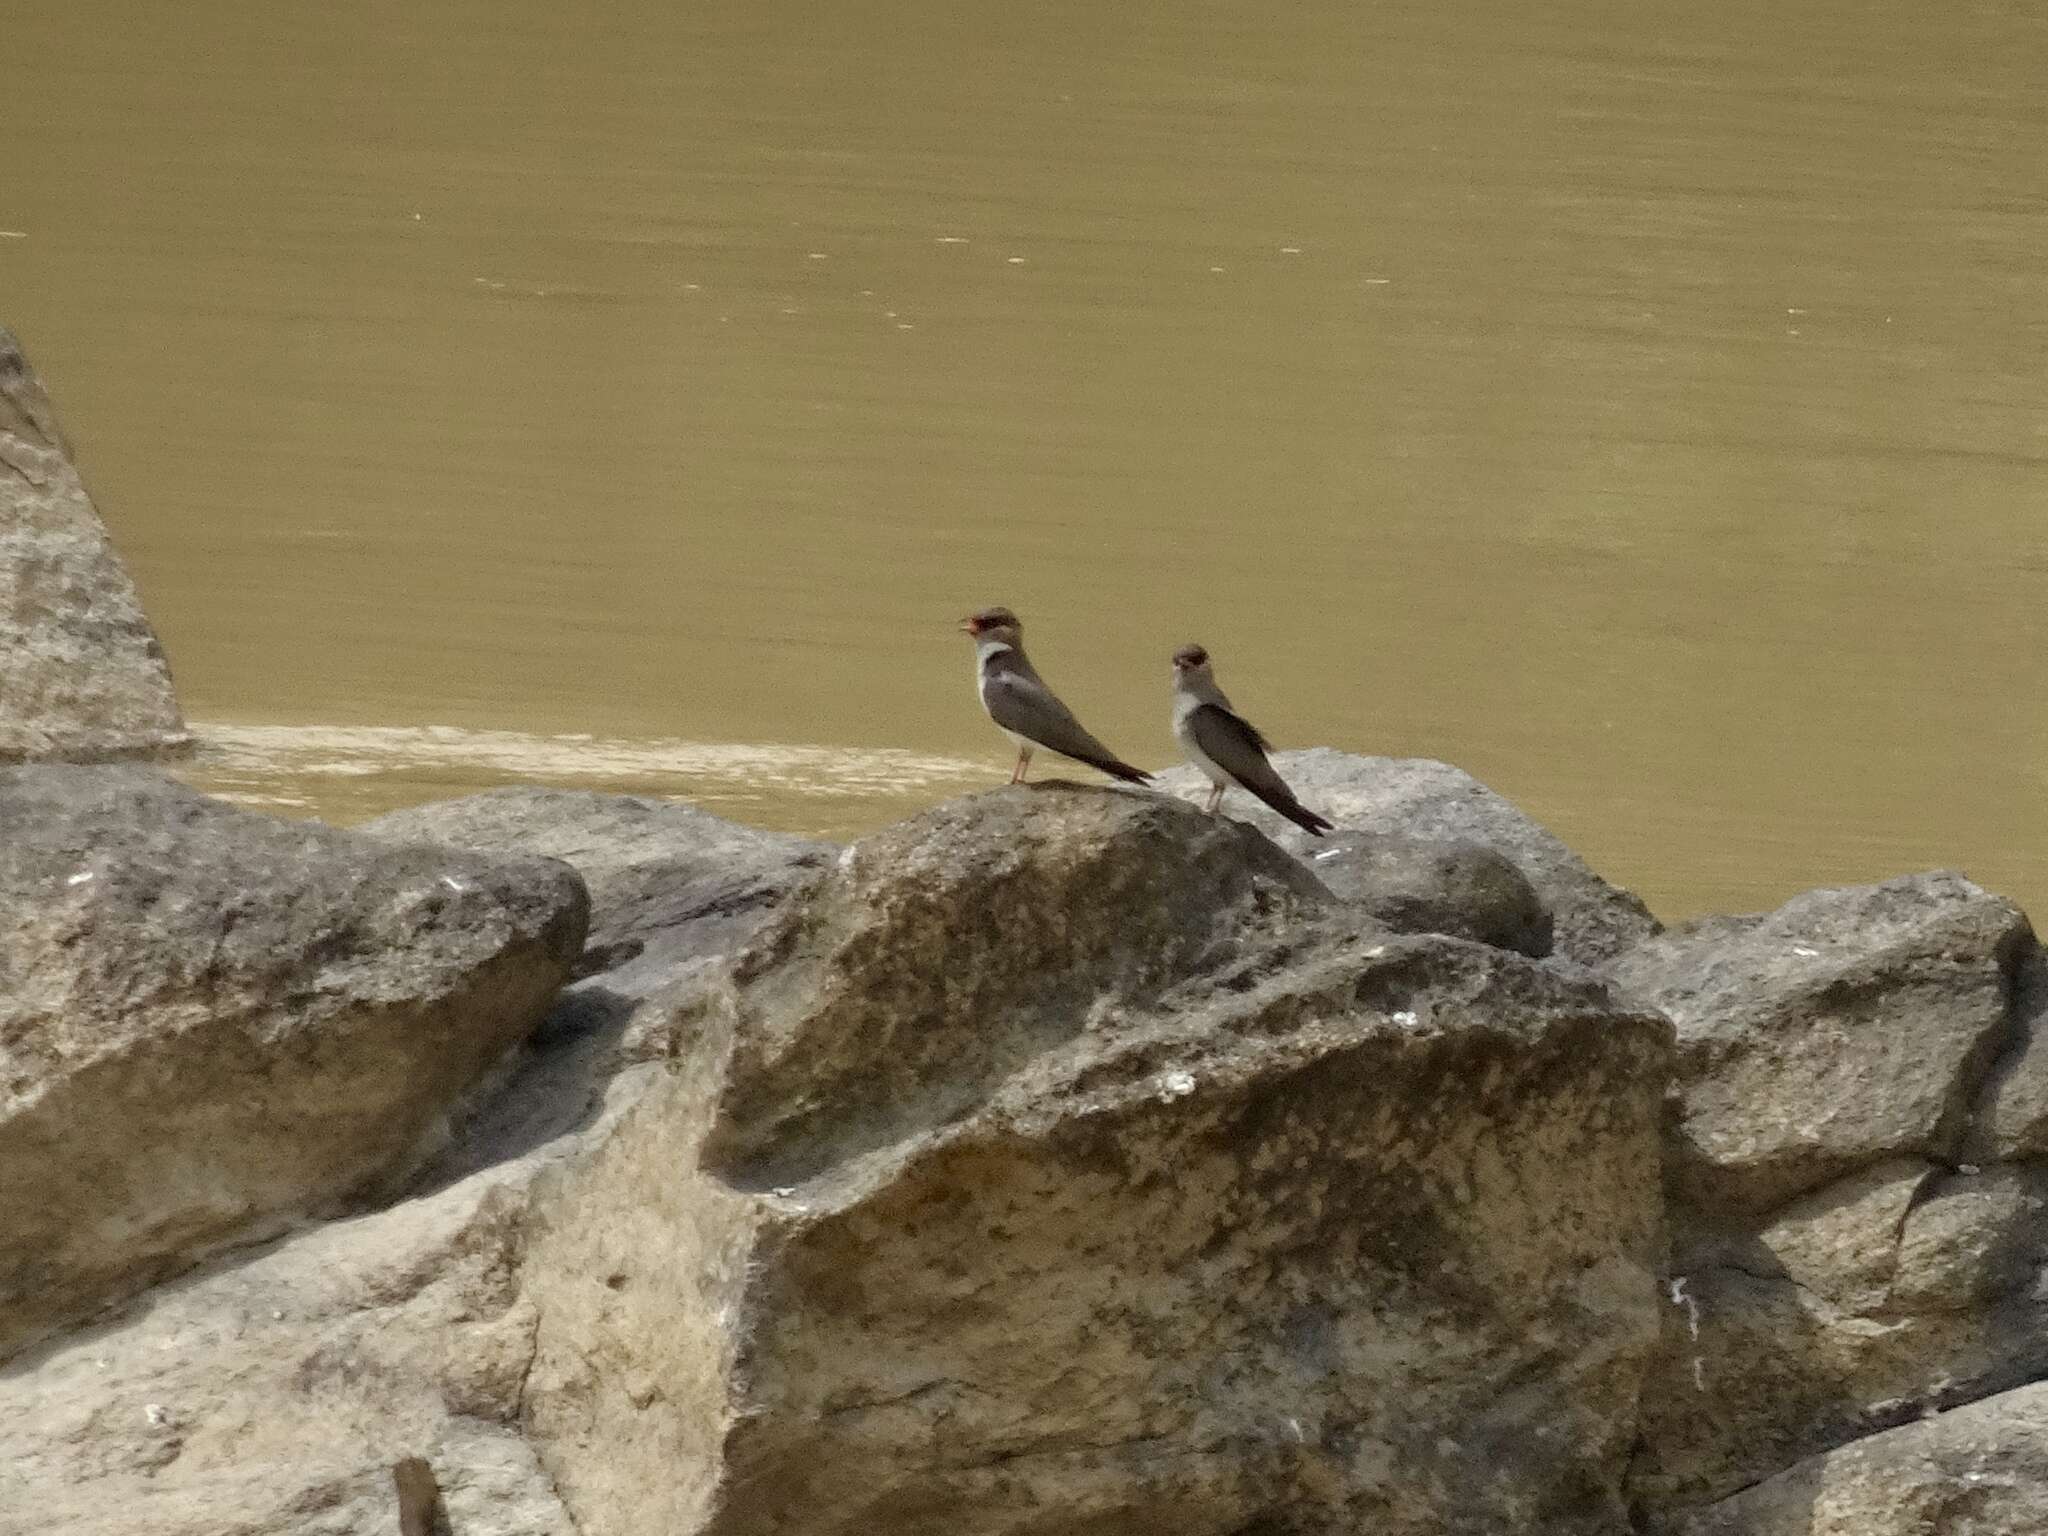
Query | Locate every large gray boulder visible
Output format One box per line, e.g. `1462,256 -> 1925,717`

525,784 -> 1677,1536
1657,1380 -> 2048,1536
0,1170 -> 580,1536
0,787 -> 824,1536
1153,751 -> 1656,966
360,787 -> 835,1183
1297,829 -> 1552,956
1619,873 -> 2047,1513
0,328 -> 186,761
0,766 -> 587,1361
0,782 -> 1676,1535
1614,872 -> 2027,1220
363,786 -> 834,990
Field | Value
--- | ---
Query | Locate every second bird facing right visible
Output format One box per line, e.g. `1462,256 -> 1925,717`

1171,644 -> 1333,836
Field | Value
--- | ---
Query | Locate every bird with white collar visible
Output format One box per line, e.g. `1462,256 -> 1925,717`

1171,642 -> 1332,834
960,606 -> 1151,785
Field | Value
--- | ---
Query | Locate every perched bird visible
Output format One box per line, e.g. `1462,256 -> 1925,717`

960,606 -> 1151,784
1171,643 -> 1333,834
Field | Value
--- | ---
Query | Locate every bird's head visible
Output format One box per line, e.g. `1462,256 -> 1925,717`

1171,643 -> 1213,682
960,606 -> 1023,646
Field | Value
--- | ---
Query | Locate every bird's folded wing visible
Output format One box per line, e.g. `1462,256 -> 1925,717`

1189,704 -> 1288,795
984,666 -> 1121,764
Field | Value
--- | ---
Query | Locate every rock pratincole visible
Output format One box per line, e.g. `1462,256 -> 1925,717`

1170,642 -> 1333,834
960,606 -> 1151,785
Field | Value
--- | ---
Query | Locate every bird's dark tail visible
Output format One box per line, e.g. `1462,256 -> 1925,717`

1085,755 -> 1153,785
1250,783 -> 1333,836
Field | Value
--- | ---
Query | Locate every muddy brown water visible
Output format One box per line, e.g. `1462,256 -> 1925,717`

6,1 -> 2046,918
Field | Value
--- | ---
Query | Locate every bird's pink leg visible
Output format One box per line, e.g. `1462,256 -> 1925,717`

1205,783 -> 1224,814
1012,747 -> 1032,784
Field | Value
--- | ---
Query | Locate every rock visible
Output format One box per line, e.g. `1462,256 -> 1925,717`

1964,942 -> 2048,1162
524,784 -> 1677,1535
1296,829 -> 1552,955
3,781 -> 1676,1534
700,783 -> 1332,1184
0,766 -> 587,1361
1154,751 -> 1656,967
1624,873 -> 2046,1514
1638,1162 -> 2048,1517
1612,872 -> 2031,1220
1656,1380 -> 2048,1536
362,786 -> 834,989
0,327 -> 187,762
0,1169 -> 580,1536
360,787 -> 834,1184
0,788 -> 825,1536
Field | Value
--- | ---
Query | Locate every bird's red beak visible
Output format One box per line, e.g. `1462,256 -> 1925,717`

958,617 -> 979,634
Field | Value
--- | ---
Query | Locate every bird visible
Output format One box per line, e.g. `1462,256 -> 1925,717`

1171,643 -> 1333,834
960,606 -> 1151,785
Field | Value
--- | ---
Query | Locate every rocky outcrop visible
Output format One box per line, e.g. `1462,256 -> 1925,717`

1619,873 -> 2048,1515
13,755 -> 2048,1535
0,766 -> 587,1361
1297,829 -> 1553,956
1963,943 -> 2048,1162
0,328 -> 186,761
1659,1380 -> 2048,1535
363,786 -> 834,992
0,1170 -> 580,1536
524,785 -> 1676,1536
0,780 -> 1674,1536
359,786 -> 835,1184
0,785 -> 816,1536
1155,750 -> 1657,966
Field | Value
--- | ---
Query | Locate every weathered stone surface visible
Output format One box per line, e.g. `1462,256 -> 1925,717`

361,787 -> 834,1185
1964,943 -> 2048,1163
0,766 -> 587,1361
0,327 -> 186,761
701,784 -> 1332,1185
363,786 -> 834,986
1295,829 -> 1553,955
0,1167 -> 579,1536
0,788 -> 818,1536
1,780 -> 1675,1535
1657,1380 -> 2048,1536
1155,751 -> 1656,966
1612,873 -> 2030,1219
1639,1165 -> 2048,1515
1626,873 -> 2047,1514
525,785 -> 1677,1536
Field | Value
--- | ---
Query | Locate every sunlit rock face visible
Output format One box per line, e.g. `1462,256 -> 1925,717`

0,779 -> 1672,1536
0,766 -> 587,1361
521,785 -> 1675,1536
0,327 -> 187,763
1154,750 -> 1658,967
19,765 -> 2048,1536
1617,872 -> 2048,1517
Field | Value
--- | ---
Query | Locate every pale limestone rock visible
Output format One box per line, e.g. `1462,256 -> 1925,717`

1154,750 -> 1656,966
0,327 -> 186,761
1658,1381 -> 2048,1536
1612,872 -> 2028,1218
0,766 -> 587,1360
1963,944 -> 2048,1162
1626,873 -> 2047,1514
0,1169 -> 579,1536
524,785 -> 1676,1535
1,781 -> 1674,1534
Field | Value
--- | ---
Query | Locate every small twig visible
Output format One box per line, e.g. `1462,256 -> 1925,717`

392,1457 -> 450,1536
